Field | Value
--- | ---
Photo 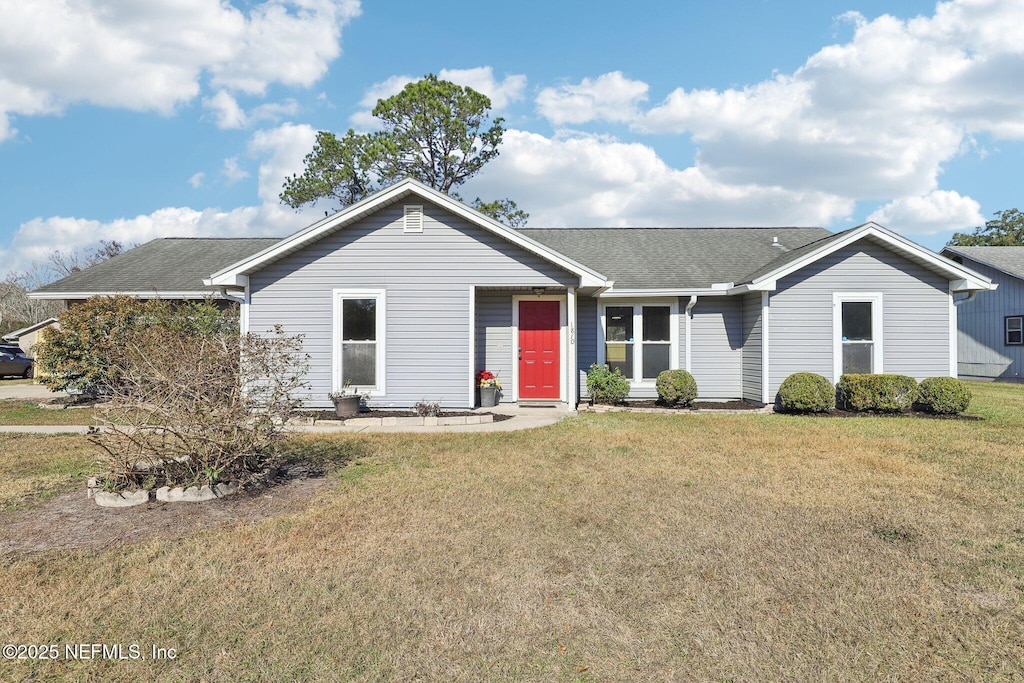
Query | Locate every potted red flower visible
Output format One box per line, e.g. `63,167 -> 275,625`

476,370 -> 501,408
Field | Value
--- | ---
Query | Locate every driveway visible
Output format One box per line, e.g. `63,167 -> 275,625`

0,382 -> 63,401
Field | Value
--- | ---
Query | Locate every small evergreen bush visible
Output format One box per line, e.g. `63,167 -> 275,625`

777,372 -> 835,412
837,374 -> 918,412
916,377 -> 971,414
655,369 -> 698,406
586,363 -> 630,404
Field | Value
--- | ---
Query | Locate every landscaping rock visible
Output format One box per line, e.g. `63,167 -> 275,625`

155,482 -> 239,503
94,489 -> 150,508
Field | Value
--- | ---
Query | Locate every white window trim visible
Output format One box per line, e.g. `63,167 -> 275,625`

332,289 -> 386,396
511,295 -> 567,403
598,299 -> 679,386
832,292 -> 883,382
1006,315 -> 1023,346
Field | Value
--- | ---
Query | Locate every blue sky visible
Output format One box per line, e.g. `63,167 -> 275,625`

1,0 -> 1021,275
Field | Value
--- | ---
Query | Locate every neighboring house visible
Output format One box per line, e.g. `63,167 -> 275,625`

1,317 -> 59,356
32,179 -> 994,408
941,246 -> 1024,381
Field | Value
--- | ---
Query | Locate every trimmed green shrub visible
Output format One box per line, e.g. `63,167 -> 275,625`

916,377 -> 971,414
586,363 -> 630,404
837,373 -> 918,412
777,372 -> 835,412
656,369 -> 698,406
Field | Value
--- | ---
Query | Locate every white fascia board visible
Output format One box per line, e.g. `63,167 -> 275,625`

750,223 -> 995,292
208,178 -> 608,288
2,317 -> 58,340
28,290 -> 220,300
598,288 -> 731,298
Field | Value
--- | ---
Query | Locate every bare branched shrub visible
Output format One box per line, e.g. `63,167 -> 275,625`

90,305 -> 309,490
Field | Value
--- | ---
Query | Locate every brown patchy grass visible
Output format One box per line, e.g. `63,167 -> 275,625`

1,383 -> 1023,680
0,434 -> 101,511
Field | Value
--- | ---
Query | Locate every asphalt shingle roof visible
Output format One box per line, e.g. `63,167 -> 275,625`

33,238 -> 281,295
942,246 -> 1024,281
518,227 -> 832,289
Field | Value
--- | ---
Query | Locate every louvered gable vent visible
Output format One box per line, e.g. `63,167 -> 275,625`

403,204 -> 423,233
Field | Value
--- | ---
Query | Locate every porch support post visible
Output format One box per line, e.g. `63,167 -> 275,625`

684,296 -> 698,372
567,286 -> 577,408
468,285 -> 476,409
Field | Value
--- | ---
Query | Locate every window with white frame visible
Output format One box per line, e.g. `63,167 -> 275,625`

833,292 -> 883,379
333,290 -> 385,392
1007,316 -> 1023,345
602,302 -> 676,381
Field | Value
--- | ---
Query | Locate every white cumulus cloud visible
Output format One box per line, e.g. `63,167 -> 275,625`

536,71 -> 649,125
464,129 -> 852,228
866,190 -> 984,235
0,0 -> 361,142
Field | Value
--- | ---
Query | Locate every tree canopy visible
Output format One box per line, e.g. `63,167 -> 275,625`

280,75 -> 527,226
948,208 -> 1024,246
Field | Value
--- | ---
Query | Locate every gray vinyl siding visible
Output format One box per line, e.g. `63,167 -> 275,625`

248,202 -> 576,408
577,295 -> 598,399
952,259 -> 1024,380
741,293 -> 763,403
690,297 -> 743,399
768,239 -> 951,401
474,292 -> 515,403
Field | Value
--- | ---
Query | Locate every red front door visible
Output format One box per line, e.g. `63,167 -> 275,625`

519,300 -> 560,399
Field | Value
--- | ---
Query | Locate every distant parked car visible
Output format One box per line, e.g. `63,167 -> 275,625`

0,347 -> 34,378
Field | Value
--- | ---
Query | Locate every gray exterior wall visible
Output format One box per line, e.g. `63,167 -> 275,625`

474,291 -> 515,403
248,201 -> 576,408
767,239 -> 951,401
577,295 -> 598,398
952,259 -> 1024,380
690,297 -> 744,399
741,293 -> 763,403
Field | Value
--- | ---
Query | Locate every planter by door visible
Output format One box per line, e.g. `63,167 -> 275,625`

479,386 -> 498,408
332,396 -> 361,418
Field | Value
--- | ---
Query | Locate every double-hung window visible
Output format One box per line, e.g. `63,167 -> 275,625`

333,289 -> 385,393
602,302 -> 676,382
1006,316 -> 1023,345
833,293 -> 883,379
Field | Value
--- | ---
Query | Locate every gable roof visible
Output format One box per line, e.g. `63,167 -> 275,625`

518,227 -> 830,290
31,238 -> 281,299
735,223 -> 995,293
941,246 -> 1024,281
208,178 -> 608,288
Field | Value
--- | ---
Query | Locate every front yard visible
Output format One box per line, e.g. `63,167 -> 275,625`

0,382 -> 1022,680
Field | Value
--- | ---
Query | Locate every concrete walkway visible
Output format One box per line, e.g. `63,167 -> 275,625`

0,405 -> 572,435
0,382 -> 62,401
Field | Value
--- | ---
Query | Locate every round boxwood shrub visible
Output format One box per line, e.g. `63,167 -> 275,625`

916,377 -> 971,414
656,369 -> 698,406
838,374 -> 918,412
586,363 -> 630,404
777,372 -> 835,412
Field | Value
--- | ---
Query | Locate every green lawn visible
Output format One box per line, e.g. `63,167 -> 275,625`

1,382 -> 1022,680
0,399 -> 98,426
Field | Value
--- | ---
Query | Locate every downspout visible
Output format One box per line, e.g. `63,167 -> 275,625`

216,286 -> 245,304
684,296 -> 697,372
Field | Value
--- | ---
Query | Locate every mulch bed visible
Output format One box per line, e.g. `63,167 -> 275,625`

623,399 -> 762,411
299,410 -> 514,423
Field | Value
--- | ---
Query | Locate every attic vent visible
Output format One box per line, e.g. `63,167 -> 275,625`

771,235 -> 786,249
404,204 -> 423,233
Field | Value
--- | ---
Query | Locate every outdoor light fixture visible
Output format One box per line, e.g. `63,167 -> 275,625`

532,287 -> 546,297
